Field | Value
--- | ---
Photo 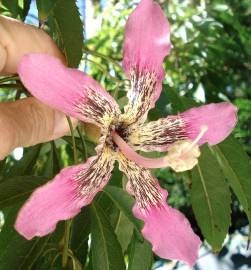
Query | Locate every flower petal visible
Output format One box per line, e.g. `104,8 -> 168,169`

15,147 -> 115,239
128,116 -> 187,152
133,189 -> 201,266
122,0 -> 171,124
118,154 -> 200,266
128,102 -> 237,151
181,102 -> 238,145
18,53 -> 120,127
118,153 -> 162,209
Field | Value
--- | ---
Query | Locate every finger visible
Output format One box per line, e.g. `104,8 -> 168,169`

0,97 -> 77,160
0,15 -> 64,75
0,16 -> 77,160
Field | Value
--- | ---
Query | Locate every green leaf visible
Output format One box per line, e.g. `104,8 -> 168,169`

44,142 -> 61,178
0,158 -> 6,178
103,186 -> 143,234
22,0 -> 32,20
163,85 -> 198,113
7,144 -> 41,177
0,176 -> 48,208
70,256 -> 83,270
114,211 -> 134,252
71,208 -> 91,266
0,205 -> 49,270
52,0 -> 83,67
213,136 -> 251,238
128,231 -> 153,270
36,0 -> 56,21
1,0 -> 19,18
91,202 -> 126,270
191,145 -> 231,250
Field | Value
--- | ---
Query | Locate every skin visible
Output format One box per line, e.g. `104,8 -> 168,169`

0,15 -> 76,160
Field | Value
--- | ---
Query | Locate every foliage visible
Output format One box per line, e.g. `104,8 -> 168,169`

0,0 -> 250,269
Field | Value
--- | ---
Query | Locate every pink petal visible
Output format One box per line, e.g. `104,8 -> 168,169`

118,154 -> 200,265
127,116 -> 187,152
181,102 -> 238,145
133,189 -> 201,266
18,54 -> 119,126
15,152 -> 114,240
122,0 -> 171,105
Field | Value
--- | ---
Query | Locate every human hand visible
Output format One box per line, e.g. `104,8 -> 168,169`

0,15 -> 76,160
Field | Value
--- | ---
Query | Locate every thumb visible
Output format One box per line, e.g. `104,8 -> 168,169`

0,97 -> 75,160
0,15 -> 65,74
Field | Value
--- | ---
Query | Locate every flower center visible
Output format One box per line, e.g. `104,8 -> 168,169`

115,123 -> 128,141
105,121 -> 129,150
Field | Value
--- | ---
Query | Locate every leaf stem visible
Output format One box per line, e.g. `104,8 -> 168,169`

62,220 -> 72,268
86,58 -> 123,85
0,75 -> 19,83
77,126 -> 88,161
66,116 -> 78,164
62,117 -> 78,268
83,47 -> 122,71
0,83 -> 23,89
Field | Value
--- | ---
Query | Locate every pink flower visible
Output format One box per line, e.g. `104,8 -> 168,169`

15,0 -> 237,266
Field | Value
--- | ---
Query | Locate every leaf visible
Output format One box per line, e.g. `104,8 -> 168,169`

22,0 -> 32,20
1,0 -> 19,18
163,84 -> 199,113
7,144 -> 41,177
0,158 -> 6,178
128,231 -> 153,270
114,211 -> 134,252
97,165 -> 123,213
44,142 -> 61,178
91,202 -> 126,270
103,186 -> 143,234
52,0 -> 83,67
213,136 -> 251,238
0,205 -> 49,270
164,85 -> 186,113
36,0 -> 56,21
149,90 -> 170,120
0,175 -> 48,208
68,253 -> 84,270
191,145 -> 231,250
71,207 -> 91,266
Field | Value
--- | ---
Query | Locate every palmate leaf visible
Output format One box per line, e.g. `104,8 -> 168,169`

7,144 -> 41,177
163,85 -> 199,113
114,210 -> 134,252
103,186 -> 143,235
71,207 -> 91,267
191,145 -> 231,250
0,205 -> 49,270
36,0 -> 83,67
52,0 -> 83,67
128,231 -> 153,270
213,136 -> 251,238
44,142 -> 61,178
90,202 -> 126,270
0,175 -> 48,208
36,0 -> 56,21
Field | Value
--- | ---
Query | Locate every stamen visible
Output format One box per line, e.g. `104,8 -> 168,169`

113,125 -> 208,170
182,125 -> 208,154
188,125 -> 208,150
